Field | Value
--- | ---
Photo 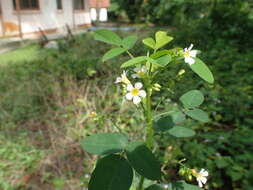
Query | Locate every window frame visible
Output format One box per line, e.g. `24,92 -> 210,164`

73,0 -> 85,10
56,0 -> 63,10
13,0 -> 40,11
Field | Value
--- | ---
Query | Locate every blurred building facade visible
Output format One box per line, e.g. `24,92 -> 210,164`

0,0 -> 110,38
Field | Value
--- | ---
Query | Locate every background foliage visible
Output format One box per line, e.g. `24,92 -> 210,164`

0,0 -> 253,189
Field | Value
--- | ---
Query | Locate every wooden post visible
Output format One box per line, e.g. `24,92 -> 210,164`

15,0 -> 23,38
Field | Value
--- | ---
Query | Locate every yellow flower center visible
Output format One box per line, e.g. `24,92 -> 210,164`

131,88 -> 139,96
184,50 -> 190,57
137,71 -> 145,77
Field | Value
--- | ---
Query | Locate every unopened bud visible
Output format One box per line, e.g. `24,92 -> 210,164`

152,83 -> 161,91
178,69 -> 185,76
179,168 -> 186,176
186,174 -> 193,182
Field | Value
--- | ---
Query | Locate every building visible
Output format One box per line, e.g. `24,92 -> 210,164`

0,0 -> 110,38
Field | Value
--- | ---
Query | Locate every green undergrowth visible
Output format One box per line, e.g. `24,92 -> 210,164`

0,27 -> 252,189
0,43 -> 40,66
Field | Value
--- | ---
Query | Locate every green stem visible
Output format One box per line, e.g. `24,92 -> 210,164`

126,50 -> 134,58
146,87 -> 154,149
137,79 -> 154,190
137,176 -> 145,190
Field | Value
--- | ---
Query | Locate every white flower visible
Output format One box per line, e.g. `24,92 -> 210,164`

115,70 -> 130,84
183,44 -> 197,65
196,169 -> 208,188
125,82 -> 146,104
131,65 -> 147,78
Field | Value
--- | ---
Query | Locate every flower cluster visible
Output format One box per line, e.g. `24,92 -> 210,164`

115,67 -> 147,105
179,167 -> 209,188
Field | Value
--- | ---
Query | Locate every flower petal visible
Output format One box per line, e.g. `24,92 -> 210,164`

133,96 -> 141,104
185,57 -> 195,65
139,90 -> 146,98
115,77 -> 122,83
200,177 -> 207,184
200,169 -> 208,177
189,44 -> 194,50
141,66 -> 147,72
131,74 -> 138,79
134,66 -> 140,72
126,93 -> 133,100
197,179 -> 203,188
127,84 -> 134,91
189,50 -> 197,57
135,82 -> 143,89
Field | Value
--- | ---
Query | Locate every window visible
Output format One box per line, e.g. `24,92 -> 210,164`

13,0 -> 39,10
74,0 -> 85,10
56,0 -> 62,10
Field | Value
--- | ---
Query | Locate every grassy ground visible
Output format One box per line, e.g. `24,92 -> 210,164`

0,44 -> 40,66
0,28 -> 252,190
0,32 -> 145,189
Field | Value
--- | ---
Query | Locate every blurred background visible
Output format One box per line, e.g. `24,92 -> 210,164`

0,0 -> 252,189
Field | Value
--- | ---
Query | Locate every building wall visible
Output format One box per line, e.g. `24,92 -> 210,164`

89,0 -> 110,8
0,0 -> 91,36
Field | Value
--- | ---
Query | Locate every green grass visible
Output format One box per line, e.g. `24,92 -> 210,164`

0,29 -> 252,190
0,44 -> 40,65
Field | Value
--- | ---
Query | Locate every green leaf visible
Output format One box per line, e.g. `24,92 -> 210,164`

150,50 -> 170,59
145,184 -> 165,190
93,29 -> 122,45
80,133 -> 128,155
156,55 -> 172,66
121,56 -> 146,68
179,90 -> 204,109
143,37 -> 156,49
126,141 -> 161,180
189,58 -> 214,84
185,108 -> 210,122
89,154 -> 133,190
154,111 -> 185,132
167,126 -> 195,138
122,35 -> 138,49
102,48 -> 126,62
170,181 -> 202,190
155,31 -> 173,50
146,57 -> 164,68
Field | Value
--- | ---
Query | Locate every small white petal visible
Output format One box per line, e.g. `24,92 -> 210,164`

189,50 -> 197,57
133,96 -> 141,104
185,57 -> 195,65
200,177 -> 207,184
139,90 -> 146,98
141,66 -> 147,72
201,170 -> 209,177
126,93 -> 133,100
197,179 -> 203,187
184,48 -> 188,52
185,56 -> 191,63
127,84 -> 134,91
131,74 -> 138,78
135,82 -> 143,89
115,77 -> 122,83
122,70 -> 127,76
189,44 -> 194,50
134,67 -> 140,72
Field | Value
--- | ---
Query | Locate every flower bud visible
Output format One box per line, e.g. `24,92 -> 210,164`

186,174 -> 193,182
178,69 -> 185,76
179,168 -> 186,176
152,83 -> 161,91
